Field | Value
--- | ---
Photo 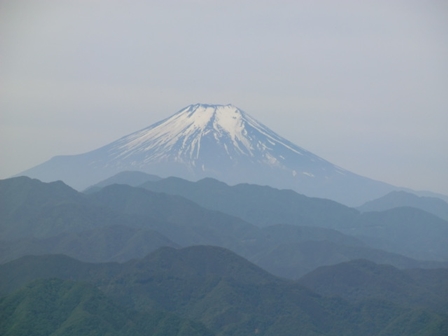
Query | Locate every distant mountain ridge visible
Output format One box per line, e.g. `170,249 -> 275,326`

84,170 -> 161,194
139,176 -> 359,228
2,176 -> 448,278
138,176 -> 448,262
19,103 -> 402,205
358,190 -> 448,221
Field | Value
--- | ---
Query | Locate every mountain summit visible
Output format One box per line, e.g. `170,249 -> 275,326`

19,104 -> 394,205
107,103 -> 344,179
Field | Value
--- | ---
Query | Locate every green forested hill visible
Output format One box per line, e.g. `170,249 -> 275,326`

1,246 -> 447,336
0,278 -> 214,336
298,259 -> 448,314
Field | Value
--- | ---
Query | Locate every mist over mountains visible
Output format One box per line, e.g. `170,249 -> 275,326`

2,173 -> 448,334
18,103 -> 411,206
4,105 -> 448,334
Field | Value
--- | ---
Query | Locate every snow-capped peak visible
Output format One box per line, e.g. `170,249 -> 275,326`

99,103 -> 346,188
21,103 -> 389,205
111,103 -> 278,161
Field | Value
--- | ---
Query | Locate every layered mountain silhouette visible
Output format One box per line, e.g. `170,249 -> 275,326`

19,103 -> 398,205
2,176 -> 447,278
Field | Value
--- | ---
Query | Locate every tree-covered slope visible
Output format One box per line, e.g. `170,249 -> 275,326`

299,259 -> 448,314
0,278 -> 214,336
1,246 -> 447,336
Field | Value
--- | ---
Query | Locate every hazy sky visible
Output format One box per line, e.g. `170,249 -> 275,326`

1,0 -> 447,195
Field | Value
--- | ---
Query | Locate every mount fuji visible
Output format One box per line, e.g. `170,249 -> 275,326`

19,104 -> 396,205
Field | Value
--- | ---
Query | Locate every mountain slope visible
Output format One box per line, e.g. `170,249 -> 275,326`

83,170 -> 161,194
250,239 -> 445,279
358,190 -> 448,221
140,176 -> 359,228
0,225 -> 179,264
139,176 -> 448,262
298,259 -> 448,314
19,104 -> 397,205
0,176 -> 153,240
86,183 -> 265,250
348,207 -> 448,261
141,177 -> 448,261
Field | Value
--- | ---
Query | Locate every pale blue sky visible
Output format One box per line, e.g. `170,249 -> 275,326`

1,0 -> 447,194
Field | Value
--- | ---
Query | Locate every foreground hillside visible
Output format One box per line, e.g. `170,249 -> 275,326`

0,278 -> 213,336
1,246 -> 447,336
